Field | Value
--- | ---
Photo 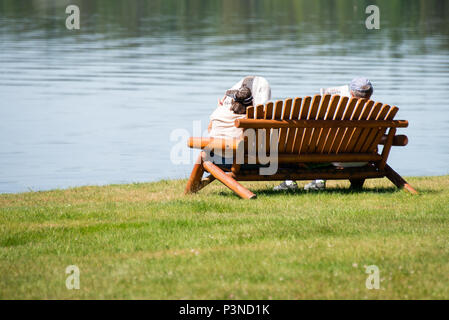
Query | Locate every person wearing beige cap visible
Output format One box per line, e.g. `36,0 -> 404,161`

274,77 -> 374,191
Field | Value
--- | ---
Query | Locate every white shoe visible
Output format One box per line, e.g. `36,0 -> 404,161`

304,180 -> 326,191
274,180 -> 298,191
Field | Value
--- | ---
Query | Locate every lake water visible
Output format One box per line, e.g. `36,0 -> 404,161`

1,0 -> 448,193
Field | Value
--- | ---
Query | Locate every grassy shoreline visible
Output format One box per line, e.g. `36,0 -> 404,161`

1,176 -> 448,299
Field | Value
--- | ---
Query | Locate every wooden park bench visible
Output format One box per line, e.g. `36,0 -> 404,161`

185,94 -> 417,199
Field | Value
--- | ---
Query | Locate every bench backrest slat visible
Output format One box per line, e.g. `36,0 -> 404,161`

285,97 -> 302,153
256,104 -> 265,119
270,101 -> 283,152
264,101 -> 274,152
278,98 -> 293,152
246,105 -> 255,119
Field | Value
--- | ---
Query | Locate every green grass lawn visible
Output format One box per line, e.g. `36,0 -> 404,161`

0,176 -> 448,299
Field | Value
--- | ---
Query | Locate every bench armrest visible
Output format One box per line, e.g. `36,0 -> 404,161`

378,135 -> 408,146
187,137 -> 243,151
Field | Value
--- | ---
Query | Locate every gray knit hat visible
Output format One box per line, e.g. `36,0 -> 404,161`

350,77 -> 373,94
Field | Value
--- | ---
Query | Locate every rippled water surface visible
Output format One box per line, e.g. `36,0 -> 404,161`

1,0 -> 448,193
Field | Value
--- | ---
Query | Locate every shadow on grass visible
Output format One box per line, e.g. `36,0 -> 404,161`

217,186 -> 437,198
256,187 -> 399,196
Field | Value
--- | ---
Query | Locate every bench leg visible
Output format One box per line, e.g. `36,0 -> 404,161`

185,153 -> 205,194
385,164 -> 418,194
198,174 -> 216,191
202,160 -> 256,199
349,178 -> 365,190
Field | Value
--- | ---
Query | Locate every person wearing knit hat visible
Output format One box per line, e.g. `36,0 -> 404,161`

349,77 -> 373,99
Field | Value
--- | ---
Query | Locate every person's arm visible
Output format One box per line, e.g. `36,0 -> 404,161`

208,121 -> 212,133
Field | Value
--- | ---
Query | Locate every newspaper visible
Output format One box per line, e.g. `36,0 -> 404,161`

319,85 -> 351,97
